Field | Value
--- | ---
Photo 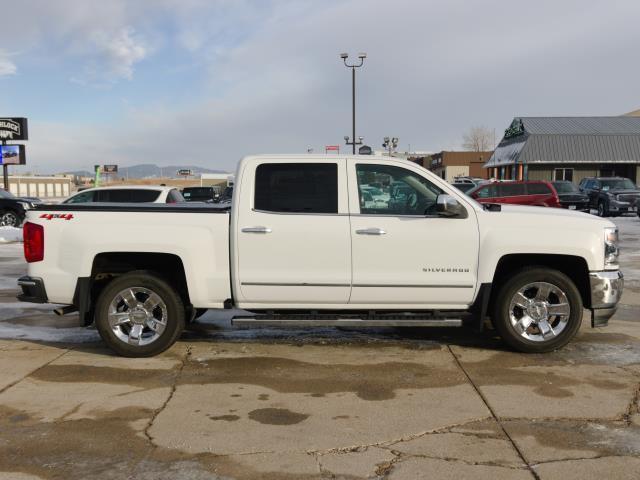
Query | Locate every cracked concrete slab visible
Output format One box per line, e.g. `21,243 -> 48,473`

149,343 -> 490,454
450,347 -> 639,419
317,447 -> 396,478
388,430 -> 523,467
534,456 -> 640,480
386,456 -> 533,479
0,346 -> 66,393
504,419 -> 640,464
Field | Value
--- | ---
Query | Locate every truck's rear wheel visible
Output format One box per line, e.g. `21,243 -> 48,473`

492,268 -> 582,353
95,271 -> 185,357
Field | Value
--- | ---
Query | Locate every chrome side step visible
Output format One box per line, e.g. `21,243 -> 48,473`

231,317 -> 463,328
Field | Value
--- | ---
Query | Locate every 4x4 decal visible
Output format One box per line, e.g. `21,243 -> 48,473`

40,213 -> 74,220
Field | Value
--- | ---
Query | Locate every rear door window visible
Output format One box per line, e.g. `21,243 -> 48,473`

255,163 -> 338,213
499,183 -> 525,197
526,183 -> 551,195
129,190 -> 161,202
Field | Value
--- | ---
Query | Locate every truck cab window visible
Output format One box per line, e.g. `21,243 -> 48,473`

65,191 -> 94,203
356,164 -> 442,215
254,163 -> 338,213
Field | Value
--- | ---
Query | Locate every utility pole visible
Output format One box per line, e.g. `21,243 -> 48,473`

340,52 -> 367,154
2,140 -> 7,191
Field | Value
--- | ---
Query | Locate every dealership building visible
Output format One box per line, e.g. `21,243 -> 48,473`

485,116 -> 640,183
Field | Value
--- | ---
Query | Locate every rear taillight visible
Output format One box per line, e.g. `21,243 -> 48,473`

24,222 -> 44,263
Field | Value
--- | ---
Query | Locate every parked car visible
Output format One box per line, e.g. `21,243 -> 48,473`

551,181 -> 590,213
467,181 -> 561,208
63,186 -> 185,204
182,186 -> 217,202
578,177 -> 640,217
0,189 -> 42,227
19,155 -> 622,357
452,176 -> 485,186
451,182 -> 477,193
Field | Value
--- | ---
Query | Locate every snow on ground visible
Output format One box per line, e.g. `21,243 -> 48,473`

0,227 -> 22,243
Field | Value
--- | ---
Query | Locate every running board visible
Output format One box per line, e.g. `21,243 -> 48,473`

231,317 -> 463,328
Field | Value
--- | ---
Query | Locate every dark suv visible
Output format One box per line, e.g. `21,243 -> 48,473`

578,177 -> 640,217
0,189 -> 41,227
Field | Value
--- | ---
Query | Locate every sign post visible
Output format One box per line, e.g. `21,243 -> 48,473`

94,165 -> 101,188
0,118 -> 29,191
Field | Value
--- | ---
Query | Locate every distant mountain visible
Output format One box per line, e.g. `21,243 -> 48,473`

63,164 -> 229,178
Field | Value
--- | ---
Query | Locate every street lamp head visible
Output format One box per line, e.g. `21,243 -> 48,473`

383,136 -> 390,143
340,53 -> 349,59
358,136 -> 364,142
358,52 -> 367,59
344,135 -> 350,142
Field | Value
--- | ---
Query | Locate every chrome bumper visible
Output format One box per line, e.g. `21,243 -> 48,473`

589,270 -> 623,327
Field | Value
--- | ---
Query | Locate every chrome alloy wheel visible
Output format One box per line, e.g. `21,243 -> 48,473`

508,282 -> 570,342
0,211 -> 19,227
108,287 -> 168,346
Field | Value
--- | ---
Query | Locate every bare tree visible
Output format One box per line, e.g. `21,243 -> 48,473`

462,126 -> 494,151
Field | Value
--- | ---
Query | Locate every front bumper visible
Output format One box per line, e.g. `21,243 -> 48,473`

608,200 -> 637,214
589,270 -> 623,327
17,276 -> 48,304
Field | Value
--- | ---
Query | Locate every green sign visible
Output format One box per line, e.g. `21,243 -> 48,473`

504,118 -> 525,139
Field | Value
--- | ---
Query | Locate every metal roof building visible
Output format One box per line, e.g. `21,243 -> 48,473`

485,116 -> 640,183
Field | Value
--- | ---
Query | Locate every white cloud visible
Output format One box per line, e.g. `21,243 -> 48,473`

73,27 -> 148,85
0,51 -> 17,77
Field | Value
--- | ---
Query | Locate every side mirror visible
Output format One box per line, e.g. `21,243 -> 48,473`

436,194 -> 466,218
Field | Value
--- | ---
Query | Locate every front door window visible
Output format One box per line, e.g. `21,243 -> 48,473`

356,164 -> 443,216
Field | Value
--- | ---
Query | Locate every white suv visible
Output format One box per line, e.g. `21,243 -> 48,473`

63,186 -> 185,204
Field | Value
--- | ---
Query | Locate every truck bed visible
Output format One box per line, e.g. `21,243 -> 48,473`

26,202 -> 232,308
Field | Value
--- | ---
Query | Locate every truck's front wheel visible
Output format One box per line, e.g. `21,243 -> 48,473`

95,271 -> 185,357
492,268 -> 583,353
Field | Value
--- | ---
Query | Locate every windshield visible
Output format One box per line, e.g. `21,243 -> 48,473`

0,189 -> 16,199
601,179 -> 636,190
552,182 -> 579,193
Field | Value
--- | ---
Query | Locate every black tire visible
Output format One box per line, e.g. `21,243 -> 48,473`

597,201 -> 607,217
94,271 -> 185,357
492,267 -> 583,353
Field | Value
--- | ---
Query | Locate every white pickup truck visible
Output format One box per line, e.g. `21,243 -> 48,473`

17,155 -> 623,357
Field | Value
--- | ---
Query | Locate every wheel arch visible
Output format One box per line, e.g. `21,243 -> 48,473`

76,252 -> 190,325
489,253 -> 591,312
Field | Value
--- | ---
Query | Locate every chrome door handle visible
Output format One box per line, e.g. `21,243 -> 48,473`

242,226 -> 272,234
356,228 -> 386,235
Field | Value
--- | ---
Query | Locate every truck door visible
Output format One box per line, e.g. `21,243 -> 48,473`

347,160 -> 479,307
235,160 -> 351,305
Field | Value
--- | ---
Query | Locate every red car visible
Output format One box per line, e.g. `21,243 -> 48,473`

467,181 -> 561,208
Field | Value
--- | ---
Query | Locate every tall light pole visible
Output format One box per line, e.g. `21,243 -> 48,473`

340,52 -> 366,154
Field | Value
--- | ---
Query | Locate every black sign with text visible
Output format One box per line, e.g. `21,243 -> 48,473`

0,118 -> 28,141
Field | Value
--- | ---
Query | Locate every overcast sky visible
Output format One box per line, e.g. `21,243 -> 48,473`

2,0 -> 640,174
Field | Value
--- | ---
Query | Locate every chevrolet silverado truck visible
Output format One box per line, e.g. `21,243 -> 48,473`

17,155 -> 623,357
